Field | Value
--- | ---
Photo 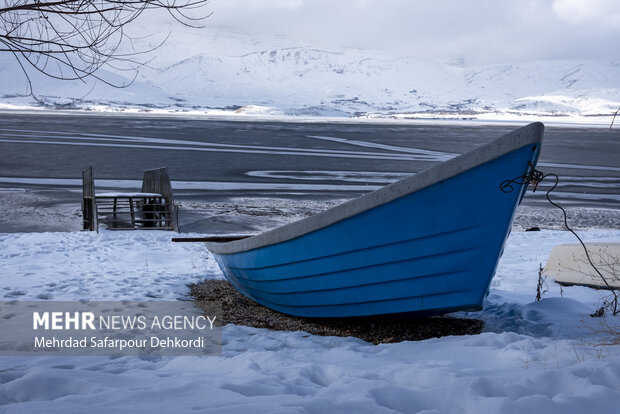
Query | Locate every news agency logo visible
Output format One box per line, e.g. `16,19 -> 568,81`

0,301 -> 222,356
32,312 -> 217,331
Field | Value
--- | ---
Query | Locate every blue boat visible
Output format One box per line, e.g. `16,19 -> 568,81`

206,123 -> 544,317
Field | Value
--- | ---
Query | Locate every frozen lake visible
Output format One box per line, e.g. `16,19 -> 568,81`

0,112 -> 618,232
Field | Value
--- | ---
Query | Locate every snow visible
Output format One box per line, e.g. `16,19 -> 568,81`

0,231 -> 216,301
1,228 -> 619,412
0,26 -> 618,124
96,192 -> 163,198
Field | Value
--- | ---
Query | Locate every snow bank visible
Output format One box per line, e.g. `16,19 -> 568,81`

0,229 -> 619,412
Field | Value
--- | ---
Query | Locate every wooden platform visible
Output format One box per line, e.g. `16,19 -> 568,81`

82,167 -> 178,232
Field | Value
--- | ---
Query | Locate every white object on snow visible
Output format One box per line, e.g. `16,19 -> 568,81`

543,242 -> 620,289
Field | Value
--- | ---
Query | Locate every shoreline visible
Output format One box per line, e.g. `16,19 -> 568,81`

0,106 -> 617,129
1,187 -> 618,234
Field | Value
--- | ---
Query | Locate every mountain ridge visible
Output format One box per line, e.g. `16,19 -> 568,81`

0,28 -> 618,120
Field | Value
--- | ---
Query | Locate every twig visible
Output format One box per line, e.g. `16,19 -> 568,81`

0,0 -> 211,99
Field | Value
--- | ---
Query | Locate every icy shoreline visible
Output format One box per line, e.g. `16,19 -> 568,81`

1,186 -> 619,235
0,105 -> 617,129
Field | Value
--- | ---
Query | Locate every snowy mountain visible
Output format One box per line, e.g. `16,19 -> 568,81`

1,27 -> 619,119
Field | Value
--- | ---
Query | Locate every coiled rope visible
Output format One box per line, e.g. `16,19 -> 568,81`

501,163 -> 618,315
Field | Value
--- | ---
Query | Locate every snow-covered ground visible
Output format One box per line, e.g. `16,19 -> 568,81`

1,228 -> 619,413
1,25 -> 618,124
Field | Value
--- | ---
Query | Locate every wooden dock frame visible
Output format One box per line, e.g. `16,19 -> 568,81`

82,166 -> 178,232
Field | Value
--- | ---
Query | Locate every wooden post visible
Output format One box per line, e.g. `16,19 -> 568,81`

172,236 -> 252,243
81,166 -> 97,231
141,167 -> 176,231
129,197 -> 135,227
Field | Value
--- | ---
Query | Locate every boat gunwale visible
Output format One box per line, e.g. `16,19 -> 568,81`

207,122 -> 544,255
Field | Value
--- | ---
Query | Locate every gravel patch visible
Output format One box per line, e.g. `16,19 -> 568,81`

513,205 -> 620,231
190,280 -> 483,344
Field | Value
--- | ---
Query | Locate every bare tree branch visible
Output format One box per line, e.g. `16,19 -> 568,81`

0,0 -> 211,100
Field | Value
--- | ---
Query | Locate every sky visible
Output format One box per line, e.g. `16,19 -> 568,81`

207,0 -> 620,64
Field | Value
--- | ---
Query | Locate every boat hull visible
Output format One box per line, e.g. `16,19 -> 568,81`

208,124 -> 543,317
